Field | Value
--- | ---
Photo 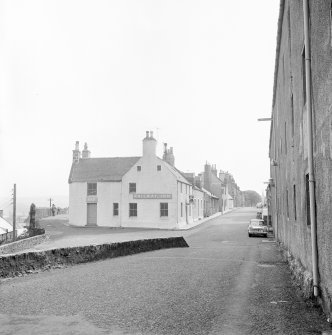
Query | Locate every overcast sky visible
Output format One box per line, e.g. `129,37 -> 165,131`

0,0 -> 279,207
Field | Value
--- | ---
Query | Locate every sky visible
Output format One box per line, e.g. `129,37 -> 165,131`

0,0 -> 279,211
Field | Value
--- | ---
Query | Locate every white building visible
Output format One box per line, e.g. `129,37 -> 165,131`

0,216 -> 13,234
68,131 -> 196,229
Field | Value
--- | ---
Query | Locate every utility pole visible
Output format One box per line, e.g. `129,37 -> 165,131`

48,197 -> 53,215
12,184 -> 16,241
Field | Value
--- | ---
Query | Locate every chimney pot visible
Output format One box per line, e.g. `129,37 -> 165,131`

150,131 -> 154,138
75,141 -> 79,150
146,131 -> 149,138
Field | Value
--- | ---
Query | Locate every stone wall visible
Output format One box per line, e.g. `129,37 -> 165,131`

0,237 -> 188,278
270,0 -> 332,319
0,234 -> 47,255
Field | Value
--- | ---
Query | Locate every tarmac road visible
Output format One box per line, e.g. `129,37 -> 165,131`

0,208 -> 330,335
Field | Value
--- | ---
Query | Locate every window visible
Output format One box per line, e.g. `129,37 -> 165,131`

137,166 -> 141,172
305,173 -> 310,225
181,203 -> 183,217
181,183 -> 183,193
129,183 -> 136,193
302,46 -> 307,105
189,205 -> 191,216
293,185 -> 297,221
113,203 -> 119,216
87,183 -> 97,196
129,203 -> 137,217
160,203 -> 168,217
157,165 -> 161,171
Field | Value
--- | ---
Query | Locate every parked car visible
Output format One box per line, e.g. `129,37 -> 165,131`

248,219 -> 268,237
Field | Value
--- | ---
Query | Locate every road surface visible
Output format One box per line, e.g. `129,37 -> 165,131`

0,208 -> 329,334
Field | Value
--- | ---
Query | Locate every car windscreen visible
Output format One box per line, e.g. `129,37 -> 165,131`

250,220 -> 264,226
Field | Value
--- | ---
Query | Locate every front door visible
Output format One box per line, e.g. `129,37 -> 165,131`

87,203 -> 97,226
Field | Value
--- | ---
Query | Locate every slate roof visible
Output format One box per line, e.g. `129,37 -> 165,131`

157,158 -> 192,185
68,157 -> 141,183
0,217 -> 12,232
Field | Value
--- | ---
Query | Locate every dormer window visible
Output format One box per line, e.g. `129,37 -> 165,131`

157,165 -> 161,171
137,166 -> 141,172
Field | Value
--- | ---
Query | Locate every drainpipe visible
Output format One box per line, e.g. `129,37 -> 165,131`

303,0 -> 319,298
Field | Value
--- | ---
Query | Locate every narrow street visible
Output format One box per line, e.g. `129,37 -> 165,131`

0,208 -> 329,335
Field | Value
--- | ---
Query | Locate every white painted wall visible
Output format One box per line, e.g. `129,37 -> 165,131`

69,182 -> 87,226
121,157 -> 179,229
193,189 -> 204,221
177,181 -> 193,228
97,182 -> 121,227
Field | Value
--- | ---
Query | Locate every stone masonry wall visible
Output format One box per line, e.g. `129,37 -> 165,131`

270,0 -> 332,319
0,234 -> 47,255
0,237 -> 188,278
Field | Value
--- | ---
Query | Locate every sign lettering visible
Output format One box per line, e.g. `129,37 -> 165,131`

133,194 -> 172,199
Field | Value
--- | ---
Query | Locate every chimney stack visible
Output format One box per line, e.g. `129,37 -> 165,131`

72,141 -> 81,163
162,143 -> 175,166
82,142 -> 91,159
143,130 -> 157,158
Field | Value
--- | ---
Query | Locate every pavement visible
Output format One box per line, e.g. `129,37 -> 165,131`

19,211 -> 225,253
0,207 -> 330,335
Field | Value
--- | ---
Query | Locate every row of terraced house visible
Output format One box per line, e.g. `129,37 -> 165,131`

68,131 -> 243,230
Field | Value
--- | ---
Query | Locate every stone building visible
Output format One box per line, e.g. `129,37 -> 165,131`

200,163 -> 226,212
219,171 -> 244,207
269,0 -> 332,318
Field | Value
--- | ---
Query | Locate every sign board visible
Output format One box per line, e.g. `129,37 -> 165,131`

86,196 -> 98,203
133,194 -> 172,199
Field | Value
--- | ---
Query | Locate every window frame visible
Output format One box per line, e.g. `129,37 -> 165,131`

129,183 -> 136,193
113,203 -> 119,216
129,203 -> 137,217
87,183 -> 97,196
160,203 -> 168,217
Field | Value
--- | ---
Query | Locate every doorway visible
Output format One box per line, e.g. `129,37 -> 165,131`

87,203 -> 97,226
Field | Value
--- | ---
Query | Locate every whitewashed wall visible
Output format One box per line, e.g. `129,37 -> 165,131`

69,182 -> 87,226
97,182 -> 121,227
121,157 -> 179,229
193,189 -> 204,221
177,181 -> 193,228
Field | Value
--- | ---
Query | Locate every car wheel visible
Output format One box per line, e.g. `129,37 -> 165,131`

248,233 -> 251,237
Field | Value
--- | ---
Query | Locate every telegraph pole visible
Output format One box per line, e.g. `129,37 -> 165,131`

48,197 -> 53,214
12,184 -> 16,241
